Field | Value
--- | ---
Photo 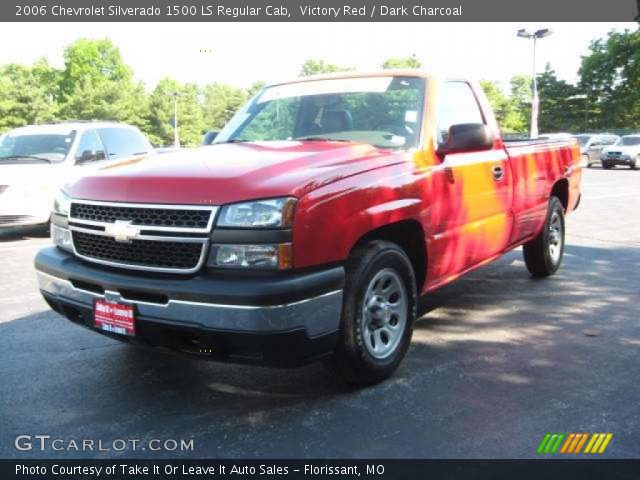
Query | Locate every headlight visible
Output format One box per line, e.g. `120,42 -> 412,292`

53,190 -> 72,216
51,224 -> 74,253
51,191 -> 73,252
217,197 -> 296,228
207,244 -> 292,270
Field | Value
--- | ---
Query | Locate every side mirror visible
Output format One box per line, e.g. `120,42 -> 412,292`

437,123 -> 494,157
203,130 -> 219,145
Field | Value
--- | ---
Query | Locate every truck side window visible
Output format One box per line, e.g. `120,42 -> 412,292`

436,82 -> 484,144
75,130 -> 106,164
96,127 -> 149,160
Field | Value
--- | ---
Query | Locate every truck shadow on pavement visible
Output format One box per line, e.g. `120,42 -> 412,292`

1,242 -> 639,458
0,227 -> 48,242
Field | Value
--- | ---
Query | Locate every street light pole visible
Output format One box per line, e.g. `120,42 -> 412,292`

517,28 -> 553,139
531,35 -> 538,138
172,93 -> 180,149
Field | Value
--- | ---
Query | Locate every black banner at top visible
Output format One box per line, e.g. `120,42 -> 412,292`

3,0 -> 640,22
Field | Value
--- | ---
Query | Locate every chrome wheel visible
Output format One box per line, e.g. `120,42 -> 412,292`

548,211 -> 563,264
361,269 -> 407,359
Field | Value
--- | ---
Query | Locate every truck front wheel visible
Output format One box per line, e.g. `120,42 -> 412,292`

326,241 -> 417,385
522,196 -> 565,277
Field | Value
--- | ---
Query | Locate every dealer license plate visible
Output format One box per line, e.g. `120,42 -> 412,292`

94,299 -> 135,336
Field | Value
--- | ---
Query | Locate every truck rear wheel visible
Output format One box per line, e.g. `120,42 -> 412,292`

522,196 -> 565,277
326,240 -> 417,386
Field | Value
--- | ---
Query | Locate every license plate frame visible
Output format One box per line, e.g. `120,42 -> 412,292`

93,299 -> 136,336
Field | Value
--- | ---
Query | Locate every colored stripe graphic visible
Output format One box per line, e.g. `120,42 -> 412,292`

585,433 -> 614,454
537,433 -> 565,454
537,434 -> 551,454
550,434 -> 565,453
560,433 -> 575,454
575,433 -> 589,453
540,433 -> 613,454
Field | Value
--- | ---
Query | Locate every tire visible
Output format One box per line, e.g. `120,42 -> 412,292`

602,161 -> 612,170
523,196 -> 565,277
581,154 -> 591,168
326,240 -> 417,386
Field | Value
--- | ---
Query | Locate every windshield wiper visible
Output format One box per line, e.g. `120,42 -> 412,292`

215,139 -> 252,144
0,155 -> 52,163
296,137 -> 354,143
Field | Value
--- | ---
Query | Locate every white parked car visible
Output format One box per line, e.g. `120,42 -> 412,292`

0,122 -> 154,230
601,135 -> 640,170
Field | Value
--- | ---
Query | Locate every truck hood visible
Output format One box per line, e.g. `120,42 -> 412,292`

65,141 -> 399,205
603,145 -> 640,156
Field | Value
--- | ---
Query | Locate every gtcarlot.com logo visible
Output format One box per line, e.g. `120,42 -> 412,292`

537,432 -> 613,455
15,435 -> 194,452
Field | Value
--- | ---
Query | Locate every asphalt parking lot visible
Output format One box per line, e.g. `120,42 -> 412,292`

1,167 -> 638,459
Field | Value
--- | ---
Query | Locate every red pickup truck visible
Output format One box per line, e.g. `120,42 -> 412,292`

35,71 -> 581,385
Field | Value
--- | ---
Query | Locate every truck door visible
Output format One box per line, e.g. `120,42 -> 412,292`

427,81 -> 514,281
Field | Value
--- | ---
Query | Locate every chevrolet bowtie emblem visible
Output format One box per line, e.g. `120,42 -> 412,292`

105,220 -> 140,242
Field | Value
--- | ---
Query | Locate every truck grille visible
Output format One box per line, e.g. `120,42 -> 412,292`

72,231 -> 205,271
68,201 -> 218,274
70,203 -> 212,229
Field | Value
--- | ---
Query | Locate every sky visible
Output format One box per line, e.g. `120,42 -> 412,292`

0,22 -> 635,91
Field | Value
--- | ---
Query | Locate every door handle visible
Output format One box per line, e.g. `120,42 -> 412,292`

492,165 -> 504,181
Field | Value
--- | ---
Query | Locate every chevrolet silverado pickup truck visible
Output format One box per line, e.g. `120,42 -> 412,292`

35,71 -> 581,385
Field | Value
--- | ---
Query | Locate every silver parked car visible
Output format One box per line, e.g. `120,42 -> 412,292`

572,133 -> 620,168
601,135 -> 640,170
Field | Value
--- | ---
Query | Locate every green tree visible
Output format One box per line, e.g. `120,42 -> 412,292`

578,28 -> 640,129
60,39 -> 132,96
299,59 -> 352,76
381,54 -> 422,69
480,80 -> 508,123
146,78 -> 205,147
479,79 -> 529,133
537,63 -> 582,132
202,83 -> 249,130
58,39 -> 148,130
503,74 -> 532,133
0,60 -> 60,133
247,80 -> 266,97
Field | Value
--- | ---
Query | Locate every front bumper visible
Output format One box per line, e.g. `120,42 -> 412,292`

601,156 -> 634,166
35,247 -> 344,366
0,189 -> 51,228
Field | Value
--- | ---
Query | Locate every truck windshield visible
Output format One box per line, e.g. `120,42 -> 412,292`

0,130 -> 76,163
215,76 -> 425,149
618,136 -> 640,146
